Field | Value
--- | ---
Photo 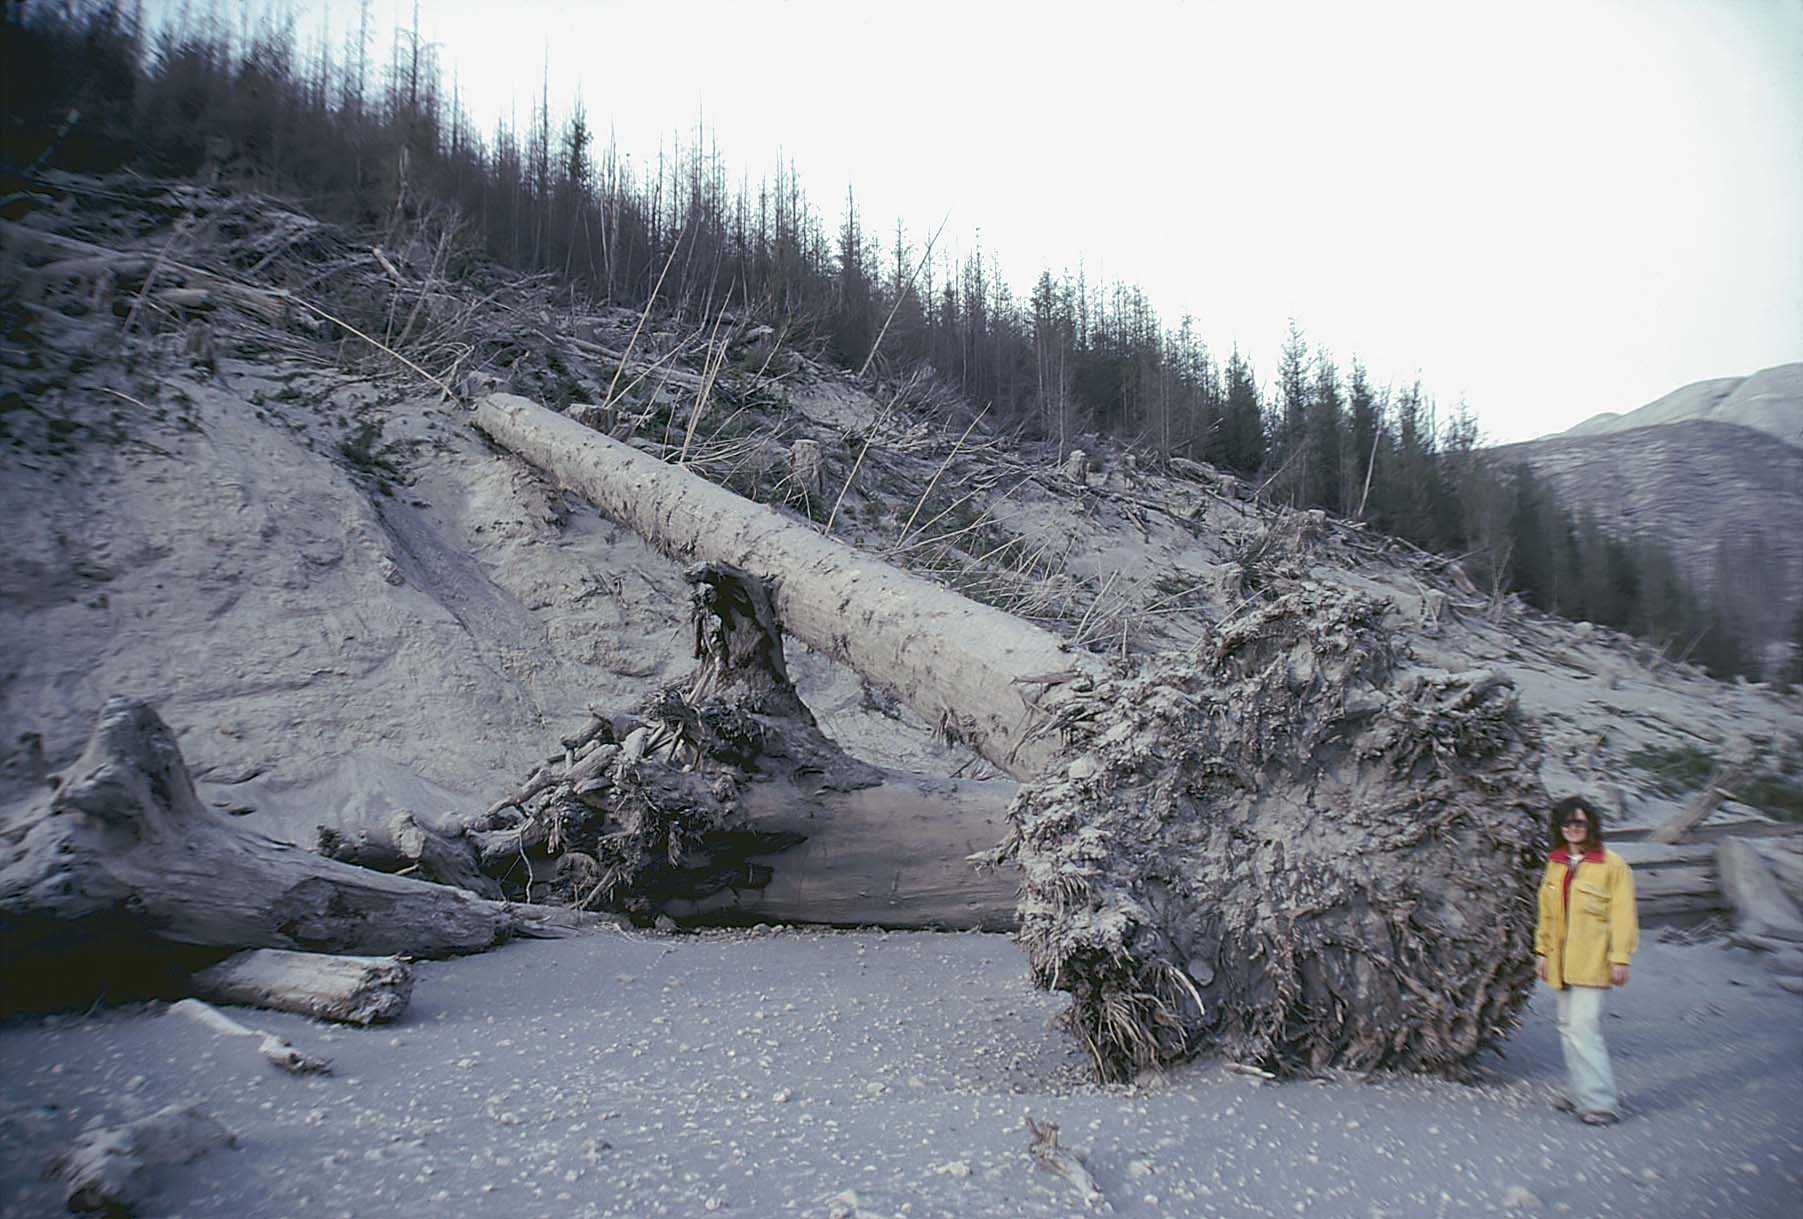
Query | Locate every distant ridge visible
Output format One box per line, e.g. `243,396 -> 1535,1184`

1498,364 -> 1803,674
1559,363 -> 1803,450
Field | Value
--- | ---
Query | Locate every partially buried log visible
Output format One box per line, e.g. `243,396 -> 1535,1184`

476,391 -> 1546,1079
189,948 -> 413,1025
0,698 -> 582,1013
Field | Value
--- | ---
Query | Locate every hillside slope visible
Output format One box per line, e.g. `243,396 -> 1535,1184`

3,180 -> 1799,856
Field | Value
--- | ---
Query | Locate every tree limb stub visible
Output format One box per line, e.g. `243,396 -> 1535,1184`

473,392 -> 1103,780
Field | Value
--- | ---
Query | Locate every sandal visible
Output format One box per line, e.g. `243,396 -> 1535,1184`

1578,1110 -> 1618,1126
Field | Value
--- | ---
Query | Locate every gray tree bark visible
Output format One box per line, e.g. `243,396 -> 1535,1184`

474,392 -> 1101,780
0,698 -> 596,1013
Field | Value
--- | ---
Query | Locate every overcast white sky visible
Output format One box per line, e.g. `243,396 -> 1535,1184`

265,0 -> 1803,442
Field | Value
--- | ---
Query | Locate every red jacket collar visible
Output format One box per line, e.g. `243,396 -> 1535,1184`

1547,845 -> 1604,864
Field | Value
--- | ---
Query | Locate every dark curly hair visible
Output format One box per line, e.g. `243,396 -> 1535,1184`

1550,794 -> 1604,852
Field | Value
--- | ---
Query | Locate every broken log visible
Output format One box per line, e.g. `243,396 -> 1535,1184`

474,392 -> 1103,779
0,698 -> 568,1013
1611,840 -> 1728,920
189,948 -> 412,1025
317,809 -> 501,900
1718,837 -> 1803,945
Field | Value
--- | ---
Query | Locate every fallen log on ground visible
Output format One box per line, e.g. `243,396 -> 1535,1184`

1611,840 -> 1728,920
0,698 -> 590,1013
189,948 -> 413,1025
474,392 -> 1103,779
475,392 -> 1545,1079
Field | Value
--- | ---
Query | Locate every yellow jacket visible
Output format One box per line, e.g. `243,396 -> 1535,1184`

1535,847 -> 1638,988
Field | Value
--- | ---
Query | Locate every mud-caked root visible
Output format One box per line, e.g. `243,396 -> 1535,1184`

994,584 -> 1543,1081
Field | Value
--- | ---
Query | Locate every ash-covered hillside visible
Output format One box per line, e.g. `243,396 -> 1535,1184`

2,177 -> 1799,853
1495,365 -> 1803,675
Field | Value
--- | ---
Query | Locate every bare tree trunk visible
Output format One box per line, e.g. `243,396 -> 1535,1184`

473,392 -> 1100,780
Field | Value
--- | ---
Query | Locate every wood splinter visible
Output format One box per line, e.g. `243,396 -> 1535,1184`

1025,1116 -> 1104,1209
168,998 -> 331,1074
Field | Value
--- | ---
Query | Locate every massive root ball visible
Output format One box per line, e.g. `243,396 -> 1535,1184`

996,584 -> 1544,1081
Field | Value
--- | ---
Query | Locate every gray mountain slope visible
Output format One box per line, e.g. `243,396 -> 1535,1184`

2,186 -> 1798,858
1563,362 -> 1803,449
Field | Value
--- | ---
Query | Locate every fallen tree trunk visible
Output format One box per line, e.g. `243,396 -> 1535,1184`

189,948 -> 413,1025
476,392 -> 1545,1080
0,698 -> 586,1013
474,392 -> 1102,779
1611,840 -> 1728,920
317,809 -> 501,900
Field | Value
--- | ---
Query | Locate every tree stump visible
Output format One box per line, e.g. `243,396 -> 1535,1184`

0,699 -> 544,1013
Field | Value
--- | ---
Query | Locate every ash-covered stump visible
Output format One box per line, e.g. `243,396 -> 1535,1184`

993,585 -> 1544,1081
471,561 -> 1018,930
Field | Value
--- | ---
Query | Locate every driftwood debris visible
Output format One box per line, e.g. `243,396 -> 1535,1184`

1648,741 -> 1756,845
475,391 -> 1545,1080
317,809 -> 501,900
189,948 -> 413,1025
53,1102 -> 234,1215
1024,1116 -> 1104,1209
169,997 -> 332,1074
473,561 -> 1017,929
0,699 -> 584,1013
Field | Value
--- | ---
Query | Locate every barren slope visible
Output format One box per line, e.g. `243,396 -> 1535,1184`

3,179 -> 1799,861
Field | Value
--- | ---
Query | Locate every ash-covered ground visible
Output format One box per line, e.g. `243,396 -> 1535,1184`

2,929 -> 1798,1219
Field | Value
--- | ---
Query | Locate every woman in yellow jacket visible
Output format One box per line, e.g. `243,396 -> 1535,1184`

1535,794 -> 1638,1125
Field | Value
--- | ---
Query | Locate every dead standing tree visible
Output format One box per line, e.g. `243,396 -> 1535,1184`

475,392 -> 1545,1079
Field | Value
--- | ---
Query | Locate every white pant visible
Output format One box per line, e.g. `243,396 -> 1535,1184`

1555,984 -> 1618,1115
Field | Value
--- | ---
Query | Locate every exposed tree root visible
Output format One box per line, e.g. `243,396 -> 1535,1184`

993,581 -> 1544,1080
